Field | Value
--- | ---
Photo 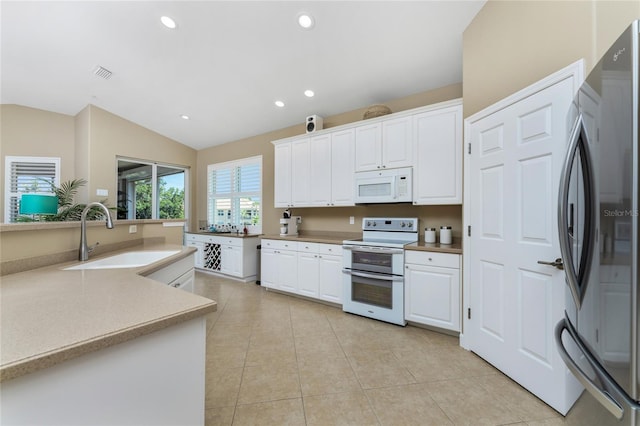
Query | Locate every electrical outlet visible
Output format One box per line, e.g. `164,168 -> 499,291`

349,216 -> 355,225
96,189 -> 108,197
129,225 -> 137,234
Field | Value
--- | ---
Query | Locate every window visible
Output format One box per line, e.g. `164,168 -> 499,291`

4,156 -> 60,223
117,158 -> 188,220
207,156 -> 261,231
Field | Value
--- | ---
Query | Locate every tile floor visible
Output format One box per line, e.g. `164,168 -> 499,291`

194,272 -> 605,426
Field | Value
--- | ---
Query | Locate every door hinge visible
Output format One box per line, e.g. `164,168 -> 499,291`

467,226 -> 471,237
468,143 -> 471,154
467,308 -> 471,320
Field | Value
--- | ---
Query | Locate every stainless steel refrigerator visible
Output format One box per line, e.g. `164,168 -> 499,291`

555,20 -> 640,424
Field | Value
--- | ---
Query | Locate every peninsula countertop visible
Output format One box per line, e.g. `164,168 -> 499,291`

0,243 -> 216,382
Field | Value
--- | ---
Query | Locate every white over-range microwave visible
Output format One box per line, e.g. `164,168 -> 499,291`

354,167 -> 413,204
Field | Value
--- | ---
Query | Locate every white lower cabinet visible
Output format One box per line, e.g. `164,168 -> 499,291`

317,245 -> 343,304
404,250 -> 461,332
146,254 -> 195,293
298,243 -> 320,298
262,239 -> 342,304
261,239 -> 299,292
185,233 -> 259,281
186,240 -> 204,269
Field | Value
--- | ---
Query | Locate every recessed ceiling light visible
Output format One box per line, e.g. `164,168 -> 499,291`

304,89 -> 315,98
297,13 -> 314,29
180,114 -> 190,120
275,101 -> 285,108
161,16 -> 177,29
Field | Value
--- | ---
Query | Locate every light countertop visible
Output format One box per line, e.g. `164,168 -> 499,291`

0,243 -> 216,382
262,233 -> 463,254
190,231 -> 261,239
261,233 -> 357,245
405,239 -> 463,254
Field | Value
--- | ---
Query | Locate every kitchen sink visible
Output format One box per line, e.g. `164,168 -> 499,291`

63,250 -> 181,270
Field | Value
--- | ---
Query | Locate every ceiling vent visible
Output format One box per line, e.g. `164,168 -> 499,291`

93,66 -> 112,80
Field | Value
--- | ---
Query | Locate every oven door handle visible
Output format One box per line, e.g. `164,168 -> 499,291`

342,269 -> 404,282
341,246 -> 404,255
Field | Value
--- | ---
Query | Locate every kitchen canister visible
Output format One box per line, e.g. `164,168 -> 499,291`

440,226 -> 452,245
425,228 -> 436,243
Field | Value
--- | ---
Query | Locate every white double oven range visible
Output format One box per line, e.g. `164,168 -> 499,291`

342,217 -> 418,326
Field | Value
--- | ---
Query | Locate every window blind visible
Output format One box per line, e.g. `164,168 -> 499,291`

207,157 -> 262,228
4,156 -> 60,222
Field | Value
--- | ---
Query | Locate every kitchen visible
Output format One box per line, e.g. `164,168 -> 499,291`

2,1 -> 640,425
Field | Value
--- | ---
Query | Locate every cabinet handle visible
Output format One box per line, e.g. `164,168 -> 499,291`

428,257 -> 433,261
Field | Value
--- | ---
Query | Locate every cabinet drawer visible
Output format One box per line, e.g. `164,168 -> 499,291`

185,233 -> 207,243
318,243 -> 342,256
298,242 -> 319,253
261,239 -> 299,251
218,237 -> 242,247
405,250 -> 460,269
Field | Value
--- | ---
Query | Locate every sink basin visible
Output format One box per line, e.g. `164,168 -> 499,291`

64,250 -> 181,270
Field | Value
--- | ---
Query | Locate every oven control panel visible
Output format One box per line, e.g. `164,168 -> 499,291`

362,217 -> 418,232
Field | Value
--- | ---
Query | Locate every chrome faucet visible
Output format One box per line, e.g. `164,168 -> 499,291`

79,202 -> 114,261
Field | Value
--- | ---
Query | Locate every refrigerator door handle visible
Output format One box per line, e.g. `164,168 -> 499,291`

558,113 -> 596,309
555,317 -> 625,420
558,114 -> 584,308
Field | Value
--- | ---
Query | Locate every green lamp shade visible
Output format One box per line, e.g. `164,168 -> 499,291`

19,194 -> 59,215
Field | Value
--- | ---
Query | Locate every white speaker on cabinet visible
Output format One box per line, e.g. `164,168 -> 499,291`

305,115 -> 323,133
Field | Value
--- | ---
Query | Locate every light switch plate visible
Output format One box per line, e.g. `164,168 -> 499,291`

349,216 -> 355,225
129,225 -> 137,234
96,189 -> 108,197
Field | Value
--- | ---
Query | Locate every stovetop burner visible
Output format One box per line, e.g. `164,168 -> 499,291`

343,217 -> 419,247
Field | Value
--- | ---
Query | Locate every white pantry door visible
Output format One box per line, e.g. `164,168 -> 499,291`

466,73 -> 582,414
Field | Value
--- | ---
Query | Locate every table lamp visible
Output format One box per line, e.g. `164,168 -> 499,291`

19,194 -> 59,220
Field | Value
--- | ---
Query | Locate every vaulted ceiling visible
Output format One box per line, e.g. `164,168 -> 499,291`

1,1 -> 485,150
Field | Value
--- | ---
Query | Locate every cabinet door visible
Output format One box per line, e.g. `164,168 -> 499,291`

221,245 -> 242,277
291,138 -> 311,206
309,134 -> 332,206
261,248 -> 278,289
413,106 -> 462,205
186,241 -> 204,269
274,142 -> 292,208
331,129 -> 355,206
318,254 -> 343,304
355,122 -> 382,171
405,263 -> 460,331
382,116 -> 413,169
298,252 -> 319,298
168,269 -> 195,293
277,249 -> 299,293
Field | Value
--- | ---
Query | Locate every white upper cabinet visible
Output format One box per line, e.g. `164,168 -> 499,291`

413,104 -> 462,205
274,136 -> 312,208
329,129 -> 355,206
309,133 -> 332,206
273,99 -> 462,207
355,116 -> 413,171
382,116 -> 413,170
354,123 -> 382,171
274,142 -> 292,208
291,138 -> 311,206
275,129 -> 355,208
309,129 -> 355,207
